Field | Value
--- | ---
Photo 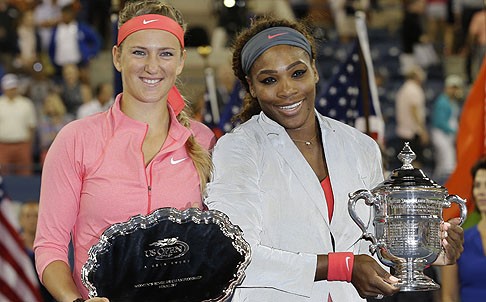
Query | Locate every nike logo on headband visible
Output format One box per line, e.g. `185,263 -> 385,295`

143,19 -> 158,25
268,32 -> 288,39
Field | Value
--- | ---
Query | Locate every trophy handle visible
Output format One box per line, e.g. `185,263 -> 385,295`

445,195 -> 468,226
348,189 -> 378,252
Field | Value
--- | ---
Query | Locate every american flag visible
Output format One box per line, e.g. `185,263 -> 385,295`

316,39 -> 366,124
0,176 -> 42,302
317,11 -> 384,143
217,81 -> 243,133
316,37 -> 383,143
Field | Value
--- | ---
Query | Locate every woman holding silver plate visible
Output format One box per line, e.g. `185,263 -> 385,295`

34,1 -> 215,301
205,16 -> 465,302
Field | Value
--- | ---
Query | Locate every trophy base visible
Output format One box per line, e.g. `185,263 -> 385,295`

394,269 -> 440,292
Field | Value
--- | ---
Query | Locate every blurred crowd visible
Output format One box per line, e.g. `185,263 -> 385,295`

0,0 -> 113,175
0,0 -> 484,178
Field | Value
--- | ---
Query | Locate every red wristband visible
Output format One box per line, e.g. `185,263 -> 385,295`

327,252 -> 354,282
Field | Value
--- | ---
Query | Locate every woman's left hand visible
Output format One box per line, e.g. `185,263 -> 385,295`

432,217 -> 464,266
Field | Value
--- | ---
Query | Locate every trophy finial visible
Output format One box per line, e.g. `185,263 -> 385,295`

397,142 -> 416,170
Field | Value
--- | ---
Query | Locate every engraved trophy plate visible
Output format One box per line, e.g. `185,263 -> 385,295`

81,207 -> 251,301
348,143 -> 467,291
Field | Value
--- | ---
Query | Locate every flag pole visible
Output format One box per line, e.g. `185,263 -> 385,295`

357,39 -> 371,136
197,46 -> 220,124
354,11 -> 384,144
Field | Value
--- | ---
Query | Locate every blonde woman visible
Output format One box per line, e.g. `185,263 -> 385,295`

34,1 -> 215,301
38,92 -> 72,165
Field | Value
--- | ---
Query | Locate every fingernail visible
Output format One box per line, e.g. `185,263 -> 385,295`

390,276 -> 400,282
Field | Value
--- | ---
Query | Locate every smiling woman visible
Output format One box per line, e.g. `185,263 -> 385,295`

204,16 -> 465,302
33,1 -> 215,301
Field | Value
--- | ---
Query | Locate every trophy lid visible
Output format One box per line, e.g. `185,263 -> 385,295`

379,143 -> 444,190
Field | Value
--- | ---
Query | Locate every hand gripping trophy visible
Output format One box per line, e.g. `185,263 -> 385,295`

348,143 -> 467,291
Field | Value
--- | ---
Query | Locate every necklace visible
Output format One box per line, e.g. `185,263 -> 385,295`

290,134 -> 318,148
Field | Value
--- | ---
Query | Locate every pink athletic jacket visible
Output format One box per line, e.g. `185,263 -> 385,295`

34,94 -> 215,298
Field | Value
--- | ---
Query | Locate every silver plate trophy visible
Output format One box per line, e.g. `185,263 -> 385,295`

81,207 -> 251,302
348,143 -> 467,291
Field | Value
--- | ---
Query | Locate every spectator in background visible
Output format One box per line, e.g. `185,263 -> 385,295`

0,73 -> 37,175
329,0 -> 370,44
425,0 -> 448,51
443,0 -> 461,56
400,0 -> 429,73
34,0 -> 62,53
395,65 -> 429,168
76,82 -> 114,119
18,200 -> 56,302
431,74 -> 464,185
249,0 -> 295,20
209,0 -> 250,52
48,3 -> 101,83
215,61 -> 238,109
59,63 -> 91,116
14,9 -> 42,75
9,0 -> 37,11
214,0 -> 249,47
441,157 -> 486,302
19,201 -> 39,257
467,7 -> 486,82
0,0 -> 20,73
289,0 -> 311,19
26,67 -> 58,117
38,92 -> 73,165
82,0 -> 111,49
457,0 -> 484,83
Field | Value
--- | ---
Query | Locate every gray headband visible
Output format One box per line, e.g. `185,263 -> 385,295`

241,26 -> 312,75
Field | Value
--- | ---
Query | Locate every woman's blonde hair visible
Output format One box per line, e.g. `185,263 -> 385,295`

118,0 -> 212,192
43,92 -> 67,117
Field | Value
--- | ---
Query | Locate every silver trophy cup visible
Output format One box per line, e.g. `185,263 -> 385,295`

348,143 -> 467,291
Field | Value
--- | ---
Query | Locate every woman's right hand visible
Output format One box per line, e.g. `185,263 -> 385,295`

351,254 -> 400,298
86,298 -> 109,302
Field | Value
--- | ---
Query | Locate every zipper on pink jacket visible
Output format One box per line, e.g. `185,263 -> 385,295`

147,164 -> 154,214
141,124 -> 152,214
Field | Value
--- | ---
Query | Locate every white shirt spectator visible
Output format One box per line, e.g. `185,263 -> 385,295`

395,79 -> 426,140
77,82 -> 114,119
0,86 -> 37,143
77,97 -> 114,119
34,0 -> 62,51
54,21 -> 81,66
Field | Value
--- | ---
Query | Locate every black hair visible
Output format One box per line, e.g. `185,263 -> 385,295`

471,157 -> 486,180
